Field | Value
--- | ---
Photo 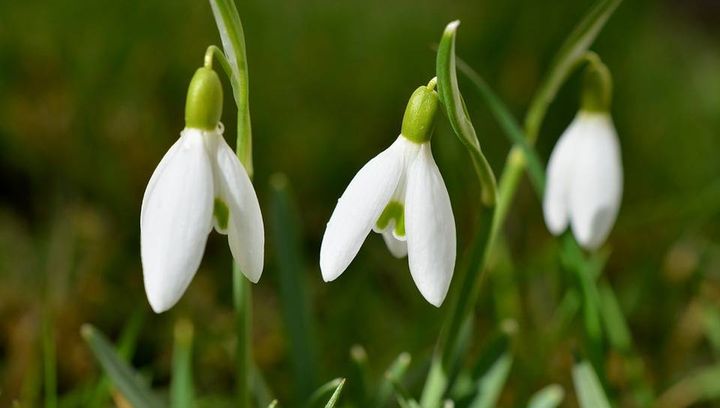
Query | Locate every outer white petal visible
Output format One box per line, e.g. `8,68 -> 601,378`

568,113 -> 623,250
320,137 -> 410,281
141,129 -> 214,313
382,228 -> 408,258
543,117 -> 583,235
213,136 -> 265,283
405,143 -> 456,307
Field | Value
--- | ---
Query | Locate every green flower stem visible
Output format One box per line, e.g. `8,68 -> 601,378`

209,0 -> 253,176
423,1 -> 622,402
234,262 -> 253,408
208,1 -> 255,405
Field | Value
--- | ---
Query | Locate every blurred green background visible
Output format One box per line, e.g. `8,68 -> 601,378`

1,0 -> 720,406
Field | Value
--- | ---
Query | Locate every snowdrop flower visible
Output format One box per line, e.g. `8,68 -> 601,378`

543,59 -> 622,250
320,80 -> 456,307
141,66 -> 264,313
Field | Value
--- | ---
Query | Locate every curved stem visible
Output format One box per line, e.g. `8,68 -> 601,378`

208,1 -> 255,406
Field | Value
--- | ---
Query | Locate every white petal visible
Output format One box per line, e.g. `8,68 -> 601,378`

141,129 -> 214,313
543,117 -> 583,235
568,114 -> 623,250
320,137 -> 410,281
382,229 -> 408,258
213,137 -> 265,283
405,143 -> 456,307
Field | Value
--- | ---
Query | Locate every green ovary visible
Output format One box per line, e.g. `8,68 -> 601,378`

214,198 -> 230,231
375,201 -> 405,237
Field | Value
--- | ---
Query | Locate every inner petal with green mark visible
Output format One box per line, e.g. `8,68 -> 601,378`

375,201 -> 405,238
213,198 -> 230,232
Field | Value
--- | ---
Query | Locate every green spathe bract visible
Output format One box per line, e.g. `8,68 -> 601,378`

401,84 -> 440,144
580,55 -> 613,113
185,67 -> 223,130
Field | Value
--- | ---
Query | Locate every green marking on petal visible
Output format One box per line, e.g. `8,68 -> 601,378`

376,201 -> 405,238
214,198 -> 230,231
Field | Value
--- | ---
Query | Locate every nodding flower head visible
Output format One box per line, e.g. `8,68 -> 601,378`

320,80 -> 456,307
543,58 -> 622,250
140,65 -> 264,313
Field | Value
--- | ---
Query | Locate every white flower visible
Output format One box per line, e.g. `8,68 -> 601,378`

140,124 -> 264,313
543,112 -> 623,250
320,135 -> 456,307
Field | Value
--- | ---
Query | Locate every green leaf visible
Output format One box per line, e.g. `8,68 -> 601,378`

307,378 -> 345,408
88,309 -> 145,408
658,364 -> 720,407
81,324 -> 163,408
376,352 -> 412,407
208,0 -> 253,174
171,319 -> 194,408
528,385 -> 565,408
267,400 -> 278,408
468,353 -> 513,408
43,313 -> 57,408
324,379 -> 346,408
572,360 -> 611,408
702,304 -> 720,355
253,363 -> 276,408
436,20 -> 497,207
269,173 -> 318,399
599,282 -> 632,353
524,0 -> 623,143
454,56 -> 545,195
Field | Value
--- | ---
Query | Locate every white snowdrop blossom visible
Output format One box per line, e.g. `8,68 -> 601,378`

320,83 -> 456,307
543,111 -> 622,250
140,67 -> 264,313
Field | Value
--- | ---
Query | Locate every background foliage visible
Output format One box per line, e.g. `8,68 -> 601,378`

1,0 -> 719,406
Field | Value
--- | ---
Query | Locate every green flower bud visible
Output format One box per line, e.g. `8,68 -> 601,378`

580,58 -> 612,113
401,84 -> 440,144
185,67 -> 223,130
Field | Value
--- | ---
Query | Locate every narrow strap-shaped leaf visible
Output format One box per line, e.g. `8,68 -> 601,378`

572,360 -> 612,408
468,353 -> 513,408
208,0 -> 253,174
598,282 -> 632,353
324,379 -> 346,408
267,400 -> 279,408
454,56 -> 545,195
376,352 -> 412,407
306,378 -> 344,408
88,309 -> 145,408
43,312 -> 57,408
436,21 -> 497,207
657,364 -> 720,408
528,385 -> 565,408
269,174 -> 318,399
253,362 -> 277,408
81,324 -> 164,408
171,319 -> 194,408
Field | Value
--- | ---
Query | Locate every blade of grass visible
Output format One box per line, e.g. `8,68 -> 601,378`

528,385 -> 565,408
42,312 -> 57,408
572,359 -> 611,408
306,378 -> 345,408
269,173 -> 318,399
657,364 -> 720,408
324,379 -> 346,408
598,282 -> 631,353
376,352 -> 412,407
171,319 -> 194,408
88,309 -> 145,408
467,353 -> 513,408
81,324 -> 163,408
